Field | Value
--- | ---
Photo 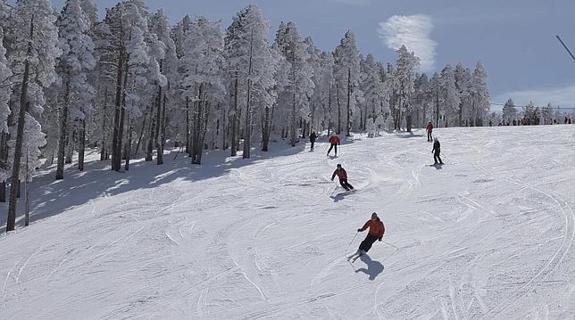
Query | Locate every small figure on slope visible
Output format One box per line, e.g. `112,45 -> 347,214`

432,137 -> 443,165
331,164 -> 354,191
348,212 -> 385,262
310,131 -> 317,151
327,134 -> 340,156
426,121 -> 433,142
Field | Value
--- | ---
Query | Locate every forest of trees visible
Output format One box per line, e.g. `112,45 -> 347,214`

0,0 -> 491,231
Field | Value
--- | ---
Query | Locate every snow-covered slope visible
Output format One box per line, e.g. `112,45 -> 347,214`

1,126 -> 575,320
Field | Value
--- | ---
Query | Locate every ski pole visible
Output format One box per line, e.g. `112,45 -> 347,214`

345,232 -> 359,252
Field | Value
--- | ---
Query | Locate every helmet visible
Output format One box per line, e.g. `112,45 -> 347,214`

337,164 -> 342,168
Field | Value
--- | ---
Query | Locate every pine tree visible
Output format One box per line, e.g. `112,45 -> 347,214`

439,64 -> 459,127
0,28 -> 12,195
180,16 -> 224,164
55,0 -> 96,179
6,0 -> 60,231
333,31 -> 360,136
471,62 -> 490,126
390,45 -> 419,132
454,63 -> 472,126
502,98 -> 517,124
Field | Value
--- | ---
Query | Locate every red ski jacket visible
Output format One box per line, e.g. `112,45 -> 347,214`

329,135 -> 340,145
360,218 -> 385,238
332,168 -> 347,180
426,123 -> 433,133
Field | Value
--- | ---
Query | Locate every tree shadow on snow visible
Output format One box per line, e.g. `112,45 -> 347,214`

1,142 -> 306,231
355,254 -> 384,280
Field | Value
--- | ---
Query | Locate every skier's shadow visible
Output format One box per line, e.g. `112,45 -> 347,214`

355,254 -> 384,280
330,192 -> 348,202
432,163 -> 444,170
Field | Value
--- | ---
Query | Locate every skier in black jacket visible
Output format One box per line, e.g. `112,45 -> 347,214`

432,138 -> 443,165
310,131 -> 317,150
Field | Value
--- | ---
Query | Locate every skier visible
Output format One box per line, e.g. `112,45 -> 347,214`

327,134 -> 340,156
331,164 -> 354,191
432,137 -> 443,165
426,121 -> 433,142
309,131 -> 317,150
348,212 -> 385,262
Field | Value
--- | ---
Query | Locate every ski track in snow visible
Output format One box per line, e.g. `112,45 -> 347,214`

1,126 -> 575,319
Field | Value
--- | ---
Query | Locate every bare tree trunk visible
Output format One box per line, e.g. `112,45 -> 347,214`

0,131 -> 8,203
78,119 -> 86,171
435,91 -> 440,128
221,104 -> 227,150
24,154 -> 30,227
7,15 -> 35,231
65,129 -> 74,164
154,83 -> 162,161
157,93 -> 166,165
346,67 -> 351,136
100,87 -> 109,161
243,79 -> 252,158
185,96 -> 190,155
56,76 -> 71,180
262,106 -> 271,152
289,91 -> 296,147
134,107 -> 148,156
124,116 -> 132,171
111,49 -> 125,171
336,83 -> 341,134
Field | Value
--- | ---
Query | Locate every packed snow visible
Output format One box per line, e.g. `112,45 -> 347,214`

1,125 -> 575,320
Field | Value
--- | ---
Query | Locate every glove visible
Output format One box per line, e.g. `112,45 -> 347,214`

357,228 -> 362,232
331,178 -> 334,181
378,237 -> 382,241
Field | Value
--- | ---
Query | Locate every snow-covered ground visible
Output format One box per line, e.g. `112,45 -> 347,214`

1,125 -> 575,320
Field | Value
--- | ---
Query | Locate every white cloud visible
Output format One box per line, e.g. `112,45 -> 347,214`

378,15 -> 437,72
494,84 -> 575,108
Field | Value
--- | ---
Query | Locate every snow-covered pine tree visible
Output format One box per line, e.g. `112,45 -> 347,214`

5,0 -> 60,231
315,51 -> 335,135
502,98 -> 517,124
541,103 -> 554,125
225,5 -> 275,158
454,63 -> 472,127
391,45 -> 419,132
55,0 -> 96,179
429,72 -> 441,127
275,21 -> 314,147
303,37 -> 320,138
180,16 -> 224,164
0,28 -> 12,200
333,31 -> 360,136
261,43 -> 287,152
439,64 -> 459,127
99,0 -> 149,171
7,114 -> 46,226
470,62 -> 490,126
360,54 -> 385,131
413,73 -> 430,128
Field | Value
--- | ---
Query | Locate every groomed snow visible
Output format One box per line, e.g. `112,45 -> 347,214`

1,126 -> 575,319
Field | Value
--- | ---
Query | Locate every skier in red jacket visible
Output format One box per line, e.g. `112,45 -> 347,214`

348,212 -> 385,262
426,121 -> 433,142
327,134 -> 340,156
331,164 -> 354,191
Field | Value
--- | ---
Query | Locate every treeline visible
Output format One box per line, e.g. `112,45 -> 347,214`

0,0 -> 490,231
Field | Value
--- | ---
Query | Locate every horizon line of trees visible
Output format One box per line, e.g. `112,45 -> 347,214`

0,0 -> 490,231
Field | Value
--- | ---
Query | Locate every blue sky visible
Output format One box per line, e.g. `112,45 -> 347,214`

54,0 -> 575,108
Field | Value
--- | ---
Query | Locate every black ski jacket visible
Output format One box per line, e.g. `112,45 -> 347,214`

432,141 -> 441,154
